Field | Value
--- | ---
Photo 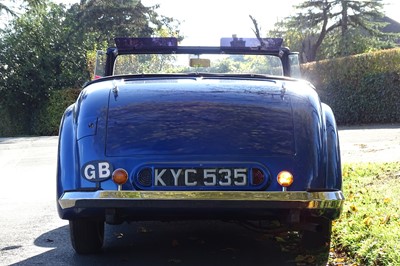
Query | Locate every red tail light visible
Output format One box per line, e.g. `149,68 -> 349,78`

251,168 -> 265,186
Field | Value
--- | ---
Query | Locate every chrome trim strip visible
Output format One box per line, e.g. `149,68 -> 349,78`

59,190 -> 344,210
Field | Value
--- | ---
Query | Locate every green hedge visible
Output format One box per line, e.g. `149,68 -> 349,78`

301,48 -> 400,125
32,88 -> 81,136
0,88 -> 80,137
2,49 -> 400,137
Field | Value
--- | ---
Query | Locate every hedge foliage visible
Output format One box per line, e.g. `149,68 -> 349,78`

2,49 -> 400,137
301,48 -> 400,125
31,88 -> 81,136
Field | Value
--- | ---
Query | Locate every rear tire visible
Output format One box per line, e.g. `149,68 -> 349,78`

301,217 -> 332,249
69,219 -> 104,254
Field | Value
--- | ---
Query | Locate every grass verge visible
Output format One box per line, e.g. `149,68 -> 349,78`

329,162 -> 400,265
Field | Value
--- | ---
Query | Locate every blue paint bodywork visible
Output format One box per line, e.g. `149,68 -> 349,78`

57,77 -> 342,216
57,39 -> 342,224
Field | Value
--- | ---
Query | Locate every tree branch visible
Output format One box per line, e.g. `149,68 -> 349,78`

249,15 -> 266,47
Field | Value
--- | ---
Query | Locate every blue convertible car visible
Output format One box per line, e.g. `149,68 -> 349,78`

57,37 -> 344,254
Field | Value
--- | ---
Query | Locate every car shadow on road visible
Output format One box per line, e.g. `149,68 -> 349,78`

12,221 -> 328,266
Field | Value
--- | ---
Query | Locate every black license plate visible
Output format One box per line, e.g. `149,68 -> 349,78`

154,168 -> 248,187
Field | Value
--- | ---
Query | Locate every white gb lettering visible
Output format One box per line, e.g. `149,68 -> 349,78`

98,162 -> 111,179
84,164 -> 96,180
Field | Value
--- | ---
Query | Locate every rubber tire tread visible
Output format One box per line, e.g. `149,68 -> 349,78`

69,219 -> 104,254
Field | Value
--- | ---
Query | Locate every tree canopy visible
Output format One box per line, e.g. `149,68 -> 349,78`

0,0 -> 45,16
67,0 -> 181,47
0,0 -> 182,135
268,0 -> 398,62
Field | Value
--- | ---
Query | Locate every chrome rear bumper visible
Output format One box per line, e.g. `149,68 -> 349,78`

59,190 -> 344,216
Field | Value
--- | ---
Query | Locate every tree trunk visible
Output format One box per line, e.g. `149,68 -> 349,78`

341,0 -> 348,36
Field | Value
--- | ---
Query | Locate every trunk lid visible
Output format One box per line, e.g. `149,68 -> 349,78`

105,79 -> 295,157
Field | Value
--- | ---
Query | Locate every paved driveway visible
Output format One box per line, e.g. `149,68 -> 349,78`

338,124 -> 400,163
0,125 -> 398,265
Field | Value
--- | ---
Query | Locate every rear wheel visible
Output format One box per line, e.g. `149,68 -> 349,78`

69,219 -> 104,254
299,217 -> 332,264
301,217 -> 332,249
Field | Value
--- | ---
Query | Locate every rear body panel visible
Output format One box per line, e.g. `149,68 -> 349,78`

57,37 -> 342,226
106,80 -> 295,157
57,77 -> 342,221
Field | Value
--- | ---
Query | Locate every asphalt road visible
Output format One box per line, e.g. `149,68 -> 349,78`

0,137 -> 306,266
0,125 -> 399,266
338,124 -> 400,163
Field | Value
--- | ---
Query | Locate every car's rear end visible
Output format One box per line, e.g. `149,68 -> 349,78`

57,37 -> 343,254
